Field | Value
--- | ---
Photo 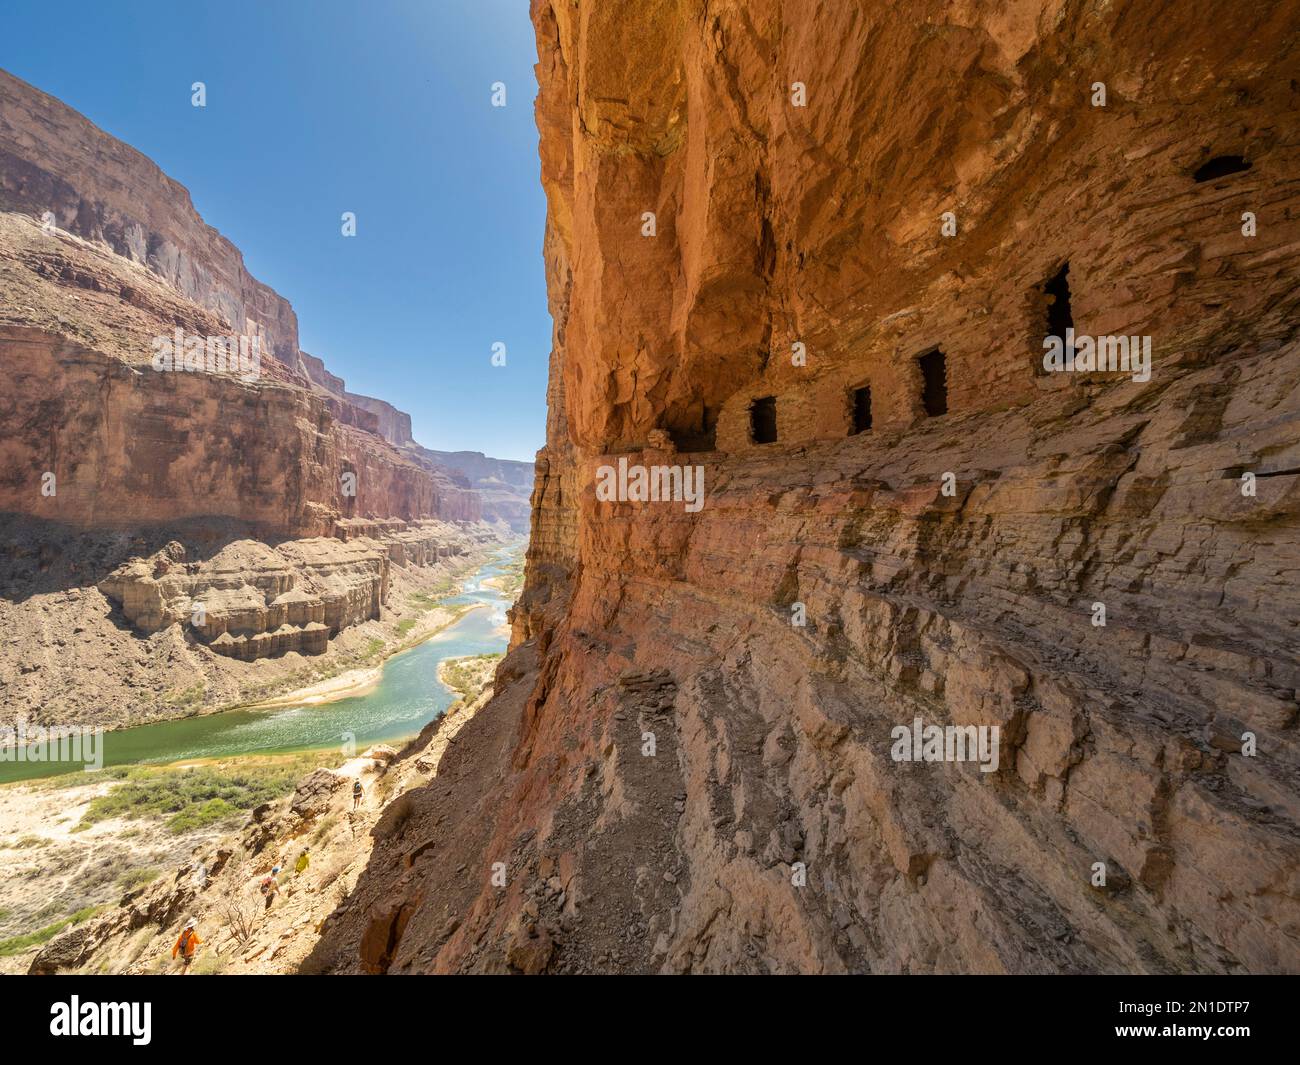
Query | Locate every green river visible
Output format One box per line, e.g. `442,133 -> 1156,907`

0,544 -> 523,784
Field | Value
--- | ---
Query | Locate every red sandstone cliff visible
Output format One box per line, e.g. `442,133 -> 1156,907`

310,0 -> 1300,974
0,68 -> 488,533
0,69 -> 521,728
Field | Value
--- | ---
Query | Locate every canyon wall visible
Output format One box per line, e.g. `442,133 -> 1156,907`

312,0 -> 1300,974
0,69 -> 520,729
421,449 -> 537,532
301,352 -> 416,448
98,520 -> 473,661
0,68 -> 489,534
0,70 -> 300,364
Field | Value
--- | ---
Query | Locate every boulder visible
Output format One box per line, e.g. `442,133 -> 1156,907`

290,768 -> 347,819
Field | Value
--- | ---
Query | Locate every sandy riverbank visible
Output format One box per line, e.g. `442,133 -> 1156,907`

209,540 -> 521,713
243,602 -> 482,710
8,655 -> 504,976
244,665 -> 386,708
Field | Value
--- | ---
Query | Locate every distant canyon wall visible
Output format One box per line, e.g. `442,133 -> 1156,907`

0,68 -> 528,536
98,520 -> 473,661
420,449 -> 536,532
0,322 -> 466,535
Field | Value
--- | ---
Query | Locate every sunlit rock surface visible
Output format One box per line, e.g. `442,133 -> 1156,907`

307,0 -> 1300,975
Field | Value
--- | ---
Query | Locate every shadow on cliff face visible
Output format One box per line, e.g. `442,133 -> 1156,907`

0,513 -> 294,605
0,513 -> 323,728
306,331 -> 1300,974
300,642 -> 542,975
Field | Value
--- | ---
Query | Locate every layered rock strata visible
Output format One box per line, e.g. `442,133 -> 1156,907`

310,0 -> 1300,975
420,450 -> 537,532
0,512 -> 509,729
0,68 -> 522,727
98,519 -> 473,661
0,68 -> 486,534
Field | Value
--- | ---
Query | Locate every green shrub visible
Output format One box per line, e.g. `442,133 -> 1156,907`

441,653 -> 502,699
166,798 -> 239,833
76,759 -> 321,834
163,683 -> 205,709
408,579 -> 454,611
0,905 -> 103,957
117,866 -> 161,892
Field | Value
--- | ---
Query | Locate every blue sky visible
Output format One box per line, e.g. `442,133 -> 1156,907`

0,0 -> 549,462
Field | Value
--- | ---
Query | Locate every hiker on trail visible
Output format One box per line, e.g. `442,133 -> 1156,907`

295,848 -> 310,874
259,868 -> 280,910
352,779 -> 363,810
172,918 -> 202,974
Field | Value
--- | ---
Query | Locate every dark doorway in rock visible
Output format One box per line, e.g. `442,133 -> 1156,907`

851,385 -> 873,434
1193,155 -> 1251,182
917,349 -> 948,417
669,406 -> 717,452
1044,261 -> 1073,342
750,396 -> 777,444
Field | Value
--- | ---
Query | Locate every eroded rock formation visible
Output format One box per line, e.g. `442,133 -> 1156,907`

97,520 -> 472,661
0,68 -> 513,534
420,450 -> 536,532
310,0 -> 1300,974
0,69 -> 523,727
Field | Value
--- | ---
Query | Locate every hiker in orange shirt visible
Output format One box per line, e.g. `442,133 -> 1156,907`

172,917 -> 202,974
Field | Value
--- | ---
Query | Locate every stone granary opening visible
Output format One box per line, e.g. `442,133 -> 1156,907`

917,349 -> 948,417
668,406 -> 717,452
750,395 -> 778,443
1193,155 -> 1252,182
1044,261 -> 1074,344
851,384 -> 873,434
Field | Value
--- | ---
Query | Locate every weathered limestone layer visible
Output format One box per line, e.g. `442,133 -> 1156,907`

98,520 -> 471,661
311,0 -> 1300,975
